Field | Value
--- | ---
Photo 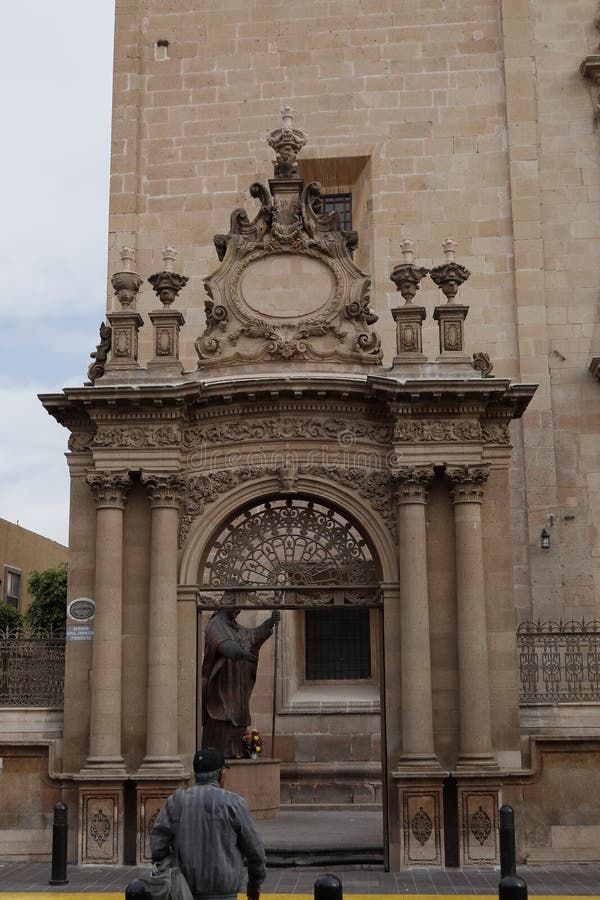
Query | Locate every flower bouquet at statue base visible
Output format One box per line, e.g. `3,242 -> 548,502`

242,727 -> 263,760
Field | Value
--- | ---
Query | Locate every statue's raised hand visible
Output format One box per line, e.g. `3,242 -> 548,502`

271,610 -> 281,625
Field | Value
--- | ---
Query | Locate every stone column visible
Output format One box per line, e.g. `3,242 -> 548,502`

394,466 -> 440,769
446,465 -> 497,768
82,472 -> 130,774
138,474 -> 185,775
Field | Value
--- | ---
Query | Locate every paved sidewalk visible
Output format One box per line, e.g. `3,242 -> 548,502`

1,860 -> 600,897
1,810 -> 599,897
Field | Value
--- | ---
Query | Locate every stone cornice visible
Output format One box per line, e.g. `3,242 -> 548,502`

40,372 -> 537,432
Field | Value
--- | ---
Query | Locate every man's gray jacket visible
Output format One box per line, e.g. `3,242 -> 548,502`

150,781 -> 266,900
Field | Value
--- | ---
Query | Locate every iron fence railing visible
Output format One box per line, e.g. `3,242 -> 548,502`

0,627 -> 65,706
517,620 -> 600,704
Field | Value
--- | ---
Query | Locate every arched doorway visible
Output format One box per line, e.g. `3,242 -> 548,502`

196,494 -> 387,865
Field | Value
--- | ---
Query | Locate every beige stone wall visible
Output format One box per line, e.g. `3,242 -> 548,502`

0,518 -> 67,613
108,0 -> 600,634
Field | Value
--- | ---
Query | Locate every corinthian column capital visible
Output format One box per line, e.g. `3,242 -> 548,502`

142,473 -> 186,507
392,465 -> 435,504
86,471 -> 131,509
445,464 -> 489,504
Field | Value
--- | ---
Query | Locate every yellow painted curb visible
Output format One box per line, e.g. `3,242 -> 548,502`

0,895 -> 598,900
0,890 -> 600,900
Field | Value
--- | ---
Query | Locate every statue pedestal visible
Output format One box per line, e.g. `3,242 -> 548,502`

225,758 -> 280,820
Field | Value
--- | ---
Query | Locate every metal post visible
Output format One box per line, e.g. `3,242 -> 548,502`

125,878 -> 152,899
314,873 -> 343,900
498,805 -> 527,900
48,801 -> 68,885
271,617 -> 279,757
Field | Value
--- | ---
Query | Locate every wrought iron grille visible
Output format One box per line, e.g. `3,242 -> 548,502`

0,628 -> 65,707
322,192 -> 352,233
203,497 -> 378,590
305,607 -> 371,680
517,620 -> 600,704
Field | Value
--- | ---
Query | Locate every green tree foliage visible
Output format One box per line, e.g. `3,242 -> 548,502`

24,563 -> 68,632
0,601 -> 23,631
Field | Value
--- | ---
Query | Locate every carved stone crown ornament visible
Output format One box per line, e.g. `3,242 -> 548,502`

390,240 -> 430,304
148,247 -> 189,307
429,239 -> 471,302
111,247 -> 143,309
196,107 -> 382,368
266,105 -> 307,177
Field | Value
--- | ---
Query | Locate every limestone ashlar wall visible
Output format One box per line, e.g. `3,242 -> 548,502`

109,0 -> 517,373
108,0 -> 600,634
526,0 -> 600,622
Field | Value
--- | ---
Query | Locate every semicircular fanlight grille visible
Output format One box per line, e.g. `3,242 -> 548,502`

202,497 -> 378,588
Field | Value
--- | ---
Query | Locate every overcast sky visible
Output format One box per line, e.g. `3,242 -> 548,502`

1,2 -> 116,546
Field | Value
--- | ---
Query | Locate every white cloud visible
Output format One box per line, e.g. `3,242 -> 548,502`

0,1 -> 115,546
0,386 -> 70,545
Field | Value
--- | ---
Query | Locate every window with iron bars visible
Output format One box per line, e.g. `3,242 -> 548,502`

305,606 -> 371,680
321,192 -> 352,233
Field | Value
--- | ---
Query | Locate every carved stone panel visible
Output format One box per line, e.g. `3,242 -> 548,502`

400,787 -> 444,866
458,787 -> 499,866
137,788 -> 171,865
79,787 -> 123,864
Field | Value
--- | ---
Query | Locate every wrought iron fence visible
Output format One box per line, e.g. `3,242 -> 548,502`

0,627 -> 65,706
518,620 -> 600,704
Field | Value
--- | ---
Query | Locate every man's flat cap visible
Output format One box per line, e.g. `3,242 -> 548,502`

193,747 -> 228,773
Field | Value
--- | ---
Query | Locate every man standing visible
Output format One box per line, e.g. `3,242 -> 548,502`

202,607 -> 280,757
150,747 -> 266,900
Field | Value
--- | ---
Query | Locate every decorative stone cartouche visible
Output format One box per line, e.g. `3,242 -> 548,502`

196,107 -> 381,367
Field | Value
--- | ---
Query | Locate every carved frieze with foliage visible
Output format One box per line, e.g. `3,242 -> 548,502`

93,424 -> 183,448
183,415 -> 392,448
393,419 -> 481,443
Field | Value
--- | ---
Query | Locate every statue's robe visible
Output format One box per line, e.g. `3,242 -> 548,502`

201,611 -> 275,758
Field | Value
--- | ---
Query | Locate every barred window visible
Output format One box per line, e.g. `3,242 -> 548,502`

305,606 -> 371,680
3,566 -> 21,610
322,192 -> 352,233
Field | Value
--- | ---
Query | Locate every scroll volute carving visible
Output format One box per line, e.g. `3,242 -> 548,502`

196,110 -> 381,368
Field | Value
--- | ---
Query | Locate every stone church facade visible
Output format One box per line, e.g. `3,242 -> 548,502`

2,0 -> 599,871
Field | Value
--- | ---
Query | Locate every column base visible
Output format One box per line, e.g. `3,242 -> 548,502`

392,352 -> 428,365
394,753 -> 442,772
137,756 -> 185,778
80,756 -> 127,778
455,752 -> 499,771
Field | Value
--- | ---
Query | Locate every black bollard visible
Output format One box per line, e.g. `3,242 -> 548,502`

125,878 -> 152,899
498,805 -> 527,900
48,801 -> 69,885
314,873 -> 343,900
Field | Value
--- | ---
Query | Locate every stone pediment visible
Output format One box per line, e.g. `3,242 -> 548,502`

196,108 -> 382,368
